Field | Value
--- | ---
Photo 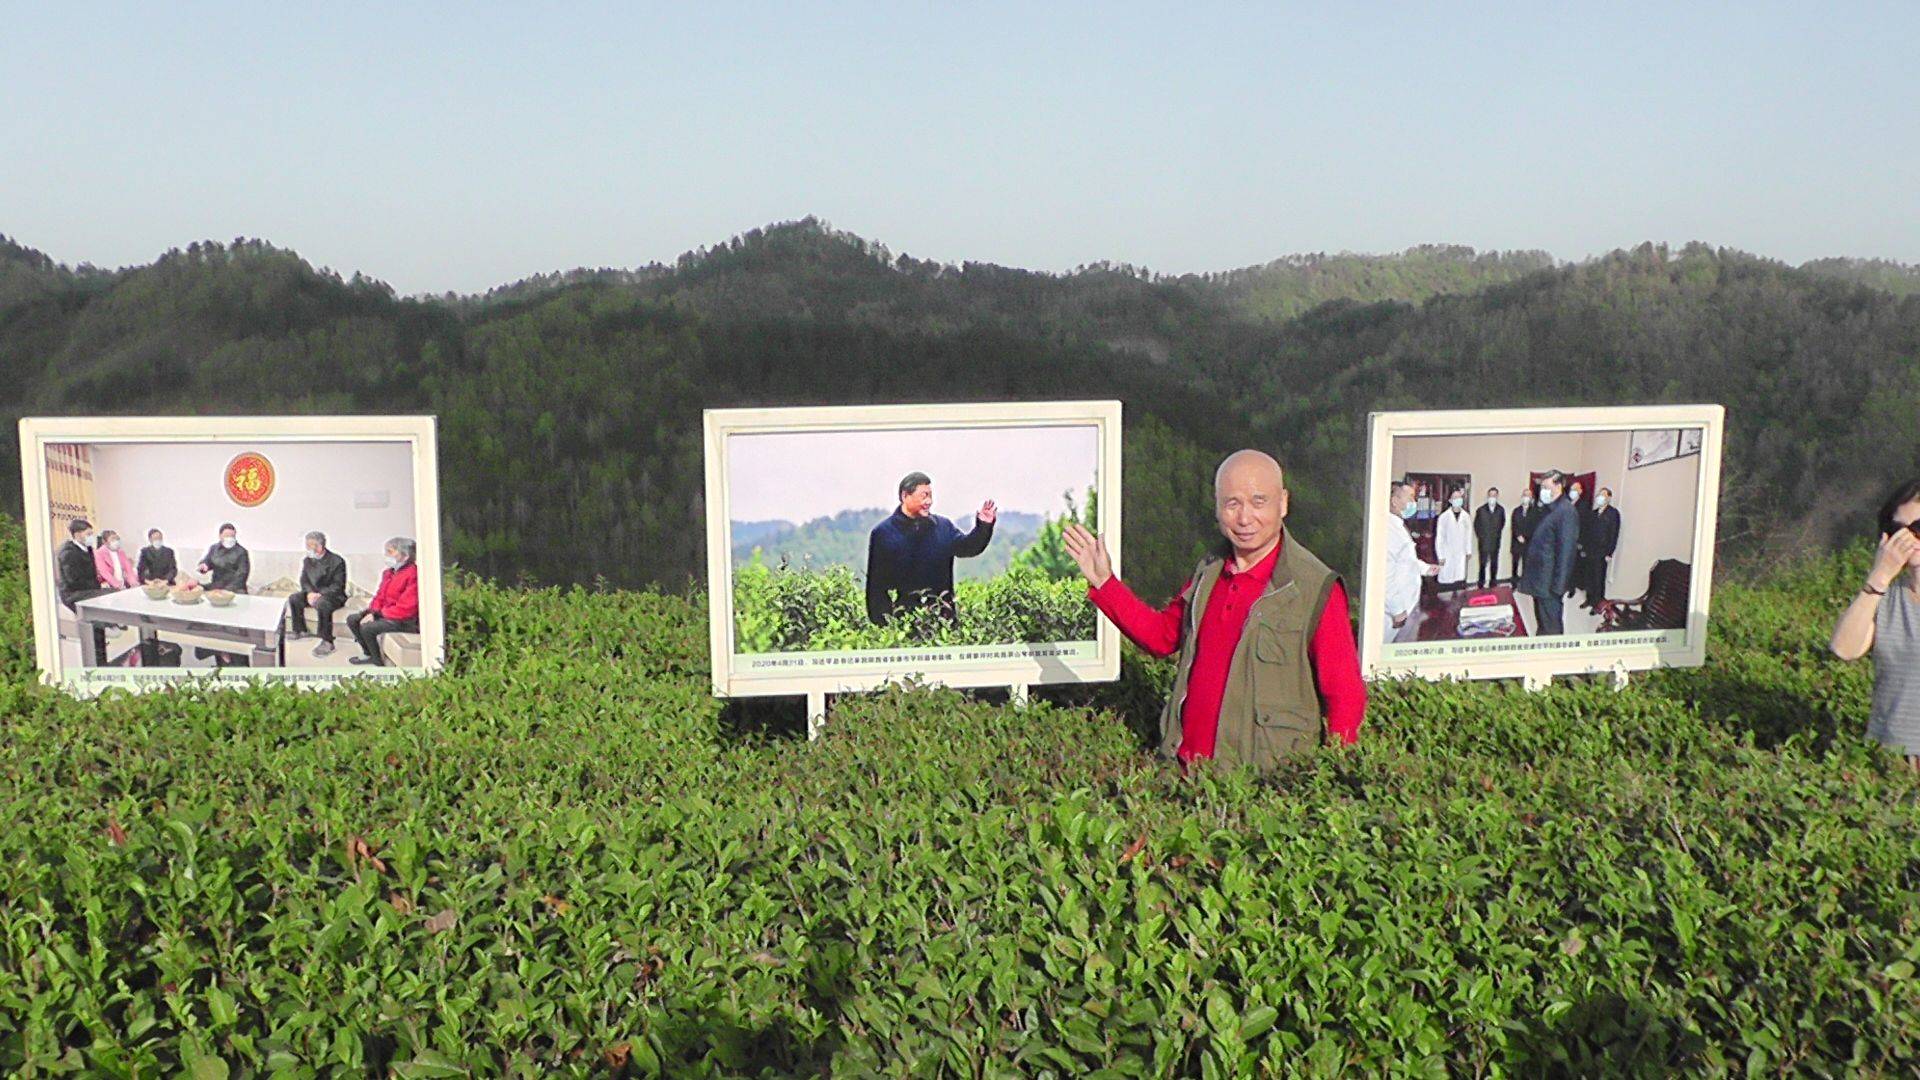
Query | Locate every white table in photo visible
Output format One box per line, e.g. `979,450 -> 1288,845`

73,588 -> 290,668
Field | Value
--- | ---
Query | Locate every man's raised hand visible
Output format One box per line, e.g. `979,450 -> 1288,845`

978,499 -> 997,525
1061,523 -> 1113,588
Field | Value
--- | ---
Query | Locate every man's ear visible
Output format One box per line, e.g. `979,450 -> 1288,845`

1277,488 -> 1290,521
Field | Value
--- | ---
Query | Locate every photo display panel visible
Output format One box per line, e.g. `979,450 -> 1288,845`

703,401 -> 1124,698
18,416 -> 446,697
1359,405 -> 1724,684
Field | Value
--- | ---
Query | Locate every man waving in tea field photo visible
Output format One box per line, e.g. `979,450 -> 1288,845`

865,470 -> 997,628
1063,450 -> 1366,771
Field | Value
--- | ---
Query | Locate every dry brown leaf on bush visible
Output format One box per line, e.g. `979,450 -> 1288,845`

1118,831 -> 1149,865
346,835 -> 388,877
105,814 -> 128,847
602,1042 -> 631,1070
424,908 -> 459,934
542,894 -> 573,915
389,891 -> 414,916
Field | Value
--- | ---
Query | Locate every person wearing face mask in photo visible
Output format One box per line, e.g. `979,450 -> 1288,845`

1510,483 -> 1540,585
1433,487 -> 1474,589
196,523 -> 251,593
137,527 -> 178,584
1830,478 -> 1920,773
1383,480 -> 1441,641
55,519 -> 113,661
1578,487 -> 1622,610
1518,470 -> 1580,635
1565,481 -> 1589,600
1473,487 -> 1505,588
288,530 -> 349,658
348,536 -> 421,666
93,529 -> 138,590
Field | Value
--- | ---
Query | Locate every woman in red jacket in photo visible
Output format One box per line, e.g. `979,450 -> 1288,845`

348,536 -> 421,666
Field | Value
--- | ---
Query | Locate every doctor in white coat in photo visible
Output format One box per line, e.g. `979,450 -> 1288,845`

1384,481 -> 1440,642
1434,489 -> 1474,588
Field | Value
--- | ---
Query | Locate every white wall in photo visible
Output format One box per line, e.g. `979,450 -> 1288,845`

88,441 -> 416,591
1608,444 -> 1703,601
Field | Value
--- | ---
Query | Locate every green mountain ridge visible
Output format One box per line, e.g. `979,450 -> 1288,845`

2,220 -> 1917,599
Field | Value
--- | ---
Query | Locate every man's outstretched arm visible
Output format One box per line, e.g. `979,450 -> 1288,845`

1062,522 -> 1184,657
952,517 -> 994,558
1088,576 -> 1189,658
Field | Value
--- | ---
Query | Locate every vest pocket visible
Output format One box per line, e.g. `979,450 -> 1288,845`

1251,626 -> 1306,708
1250,707 -> 1319,760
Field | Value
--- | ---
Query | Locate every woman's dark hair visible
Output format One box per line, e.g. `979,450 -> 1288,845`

1878,479 -> 1920,536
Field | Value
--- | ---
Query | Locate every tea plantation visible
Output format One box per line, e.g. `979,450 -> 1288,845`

1,514 -> 1916,1078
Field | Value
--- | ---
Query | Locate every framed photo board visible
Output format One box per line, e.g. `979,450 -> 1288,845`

19,415 -> 445,697
703,400 -> 1123,699
1361,404 -> 1724,685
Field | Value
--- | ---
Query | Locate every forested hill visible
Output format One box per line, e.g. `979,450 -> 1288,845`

3,220 -> 1917,600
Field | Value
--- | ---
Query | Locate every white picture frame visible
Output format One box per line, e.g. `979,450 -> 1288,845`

18,415 -> 446,697
703,400 -> 1123,699
1359,404 -> 1724,685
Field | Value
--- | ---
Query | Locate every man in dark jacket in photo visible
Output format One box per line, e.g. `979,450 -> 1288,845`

1517,470 -> 1581,635
137,527 -> 178,584
196,523 -> 251,593
1509,485 -> 1541,586
56,518 -> 112,660
1473,486 -> 1505,587
865,471 -> 996,627
1578,487 -> 1623,610
289,529 -> 350,657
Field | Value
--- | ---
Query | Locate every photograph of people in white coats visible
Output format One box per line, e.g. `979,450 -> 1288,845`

1382,429 -> 1704,645
1382,481 -> 1440,642
1433,489 -> 1474,588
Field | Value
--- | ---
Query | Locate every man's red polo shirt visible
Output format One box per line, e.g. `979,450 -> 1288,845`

1089,534 -> 1365,762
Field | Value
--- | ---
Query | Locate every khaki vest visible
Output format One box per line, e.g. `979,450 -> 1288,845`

1158,536 -> 1342,772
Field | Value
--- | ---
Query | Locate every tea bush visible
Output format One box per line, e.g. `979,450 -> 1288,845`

1,512 -> 1917,1077
732,560 -> 1095,653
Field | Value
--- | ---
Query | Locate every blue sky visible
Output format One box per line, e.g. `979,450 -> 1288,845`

6,3 -> 1914,295
726,424 -> 1100,523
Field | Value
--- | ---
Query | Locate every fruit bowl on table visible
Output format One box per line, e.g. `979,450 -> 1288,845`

206,589 -> 236,607
171,584 -> 205,605
141,581 -> 170,600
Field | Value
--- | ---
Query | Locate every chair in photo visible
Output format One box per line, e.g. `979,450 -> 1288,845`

1596,559 -> 1692,633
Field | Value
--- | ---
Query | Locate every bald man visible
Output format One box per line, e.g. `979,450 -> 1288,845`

1063,450 -> 1366,771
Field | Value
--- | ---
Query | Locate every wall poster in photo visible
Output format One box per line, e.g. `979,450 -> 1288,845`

1628,428 -> 1681,470
703,401 -> 1123,698
18,416 -> 446,697
1359,405 -> 1724,684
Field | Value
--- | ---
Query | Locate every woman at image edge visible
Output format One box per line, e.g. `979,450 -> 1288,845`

1829,479 -> 1920,771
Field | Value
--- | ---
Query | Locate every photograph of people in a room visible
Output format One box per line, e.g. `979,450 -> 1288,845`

24,424 -> 441,687
720,421 -> 1103,655
1378,425 -> 1707,647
